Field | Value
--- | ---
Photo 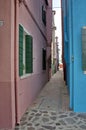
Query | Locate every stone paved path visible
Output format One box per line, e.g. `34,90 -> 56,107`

15,71 -> 86,130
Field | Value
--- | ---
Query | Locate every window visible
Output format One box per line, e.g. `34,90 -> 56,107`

42,48 -> 46,70
19,24 -> 33,76
42,5 -> 46,26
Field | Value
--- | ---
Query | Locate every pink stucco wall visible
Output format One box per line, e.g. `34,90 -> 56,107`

47,0 -> 52,46
26,0 -> 47,36
0,0 -> 52,128
0,0 -> 15,128
16,0 -> 49,123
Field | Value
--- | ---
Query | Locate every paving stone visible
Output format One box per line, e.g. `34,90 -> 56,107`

41,111 -> 48,113
20,121 -> 27,126
38,128 -> 45,130
43,113 -> 49,117
14,72 -> 86,130
35,113 -> 41,116
66,126 -> 72,128
32,117 -> 39,122
83,119 -> 86,123
15,127 -> 20,130
51,112 -> 56,116
65,118 -> 75,124
35,123 -> 40,126
49,122 -> 54,124
59,119 -> 66,125
28,116 -> 33,121
56,122 -> 61,126
66,128 -> 75,130
20,116 -> 27,121
79,124 -> 86,129
42,125 -> 56,130
25,110 -> 28,114
59,112 -> 65,114
20,125 -> 27,130
32,110 -> 38,113
77,120 -> 83,125
50,116 -> 56,120
42,117 -> 49,122
69,112 -> 76,117
74,117 -> 78,120
74,125 -> 78,128
27,123 -> 32,126
30,113 -> 35,116
28,127 -> 35,130
78,114 -> 86,119
59,114 -> 68,118
58,128 -> 63,129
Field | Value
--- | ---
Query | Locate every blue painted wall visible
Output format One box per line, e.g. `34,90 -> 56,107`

62,0 -> 74,109
62,0 -> 86,112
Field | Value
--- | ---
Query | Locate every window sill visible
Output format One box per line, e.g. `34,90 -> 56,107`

20,73 -> 33,79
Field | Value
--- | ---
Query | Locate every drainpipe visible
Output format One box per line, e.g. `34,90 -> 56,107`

14,0 -> 18,124
71,0 -> 74,110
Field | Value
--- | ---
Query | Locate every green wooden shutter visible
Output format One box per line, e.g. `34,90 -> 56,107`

19,24 -> 23,76
25,35 -> 33,73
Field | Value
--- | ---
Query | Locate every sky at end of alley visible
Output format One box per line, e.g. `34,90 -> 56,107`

53,0 -> 61,8
53,0 -> 62,63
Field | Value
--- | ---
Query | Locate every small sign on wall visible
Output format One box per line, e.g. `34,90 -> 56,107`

0,21 -> 4,27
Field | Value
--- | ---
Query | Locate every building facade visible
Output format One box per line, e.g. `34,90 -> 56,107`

51,10 -> 58,75
0,0 -> 52,128
62,0 -> 86,112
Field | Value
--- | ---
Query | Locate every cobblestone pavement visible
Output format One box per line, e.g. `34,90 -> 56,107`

15,71 -> 86,130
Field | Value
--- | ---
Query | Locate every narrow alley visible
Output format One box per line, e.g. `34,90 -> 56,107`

1,0 -> 86,129
15,71 -> 86,130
